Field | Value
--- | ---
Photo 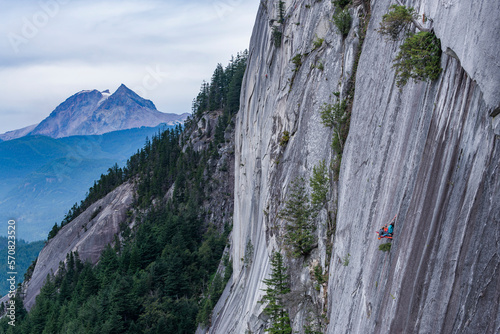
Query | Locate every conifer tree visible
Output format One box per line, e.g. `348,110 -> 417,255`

310,160 -> 329,207
261,251 -> 292,334
279,177 -> 316,257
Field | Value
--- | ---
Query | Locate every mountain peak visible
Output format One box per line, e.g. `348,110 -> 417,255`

1,85 -> 188,140
101,84 -> 157,111
116,83 -> 132,93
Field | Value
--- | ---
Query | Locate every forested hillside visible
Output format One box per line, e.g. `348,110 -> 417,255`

0,238 -> 44,297
0,52 -> 247,334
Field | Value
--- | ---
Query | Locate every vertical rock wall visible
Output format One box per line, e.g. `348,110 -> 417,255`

210,0 -> 500,333
327,0 -> 500,332
210,0 -> 364,332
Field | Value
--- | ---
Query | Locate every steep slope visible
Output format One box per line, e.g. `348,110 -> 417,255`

209,1 -> 353,332
15,109 -> 237,324
22,181 -> 136,310
29,89 -> 104,138
208,0 -> 499,333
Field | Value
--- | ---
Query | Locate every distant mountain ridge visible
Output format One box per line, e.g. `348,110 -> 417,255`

0,84 -> 188,140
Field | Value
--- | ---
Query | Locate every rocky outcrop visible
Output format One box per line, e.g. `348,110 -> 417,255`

424,0 -> 500,115
22,182 -> 135,310
208,0 -> 500,333
183,110 -> 236,229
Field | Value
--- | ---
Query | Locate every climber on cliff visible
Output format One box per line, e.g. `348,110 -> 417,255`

376,214 -> 396,240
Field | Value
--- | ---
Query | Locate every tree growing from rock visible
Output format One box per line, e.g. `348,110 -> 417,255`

378,4 -> 418,40
261,251 -> 292,334
310,160 -> 329,208
392,31 -> 442,87
378,4 -> 441,87
279,177 -> 316,257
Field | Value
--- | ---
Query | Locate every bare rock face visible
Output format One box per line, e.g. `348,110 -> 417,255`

22,182 -> 135,310
208,0 -> 500,333
424,0 -> 500,115
208,0 -> 353,332
326,1 -> 500,333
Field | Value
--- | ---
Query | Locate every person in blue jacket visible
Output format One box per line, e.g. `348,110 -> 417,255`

377,222 -> 394,238
387,223 -> 394,235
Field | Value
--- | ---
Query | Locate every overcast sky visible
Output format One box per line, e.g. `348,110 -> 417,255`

0,0 -> 259,134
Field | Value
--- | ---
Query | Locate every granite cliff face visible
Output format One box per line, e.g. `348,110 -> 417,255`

206,0 -> 500,333
22,182 -> 136,310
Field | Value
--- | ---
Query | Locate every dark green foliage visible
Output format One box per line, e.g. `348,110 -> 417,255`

289,54 -> 304,89
196,266 -> 231,327
47,223 -> 59,240
0,142 -> 231,333
378,5 -> 417,41
208,64 -> 226,111
304,313 -> 325,334
60,162 -> 128,227
243,239 -> 254,267
319,99 -> 347,129
313,264 -> 327,285
332,0 -> 350,10
261,252 -> 292,334
393,31 -> 442,87
310,160 -> 329,207
278,1 -> 286,23
379,243 -> 392,252
332,154 -> 342,181
304,324 -> 324,334
89,206 -> 102,221
312,37 -> 324,50
332,9 -> 352,38
279,131 -> 290,146
320,98 -> 349,155
0,238 -> 44,295
291,54 -> 302,71
191,51 -> 248,118
279,177 -> 316,257
272,27 -> 283,47
342,253 -> 350,266
377,5 -> 442,87
313,61 -> 325,71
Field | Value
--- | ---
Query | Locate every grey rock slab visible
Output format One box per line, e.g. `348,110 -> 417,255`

23,181 -> 135,310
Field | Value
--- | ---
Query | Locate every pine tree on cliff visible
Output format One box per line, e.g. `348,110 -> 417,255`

279,176 -> 316,257
261,251 -> 292,334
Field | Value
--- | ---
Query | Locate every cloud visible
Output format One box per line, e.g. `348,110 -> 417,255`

0,0 -> 259,133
